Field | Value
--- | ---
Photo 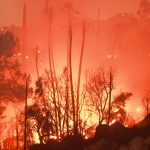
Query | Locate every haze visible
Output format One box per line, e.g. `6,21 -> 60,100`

0,0 -> 148,118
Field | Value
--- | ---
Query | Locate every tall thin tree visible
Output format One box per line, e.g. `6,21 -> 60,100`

107,69 -> 112,126
76,20 -> 86,134
68,19 -> 76,135
24,76 -> 28,150
47,6 -> 59,137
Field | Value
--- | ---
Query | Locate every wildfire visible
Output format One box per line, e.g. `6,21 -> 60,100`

33,132 -> 40,143
136,107 -> 141,112
25,56 -> 29,59
1,0 -> 149,147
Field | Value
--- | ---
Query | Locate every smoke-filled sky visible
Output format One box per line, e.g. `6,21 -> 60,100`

0,0 -> 140,26
0,0 -> 148,119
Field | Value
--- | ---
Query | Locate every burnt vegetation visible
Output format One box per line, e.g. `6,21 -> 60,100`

1,0 -> 150,150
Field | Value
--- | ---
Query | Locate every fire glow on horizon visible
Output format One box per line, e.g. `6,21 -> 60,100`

1,0 -> 150,146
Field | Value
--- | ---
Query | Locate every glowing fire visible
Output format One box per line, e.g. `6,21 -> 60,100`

0,0 -> 149,145
136,107 -> 141,112
25,56 -> 29,59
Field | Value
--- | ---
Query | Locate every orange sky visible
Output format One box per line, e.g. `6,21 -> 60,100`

0,0 -> 147,119
0,0 -> 140,26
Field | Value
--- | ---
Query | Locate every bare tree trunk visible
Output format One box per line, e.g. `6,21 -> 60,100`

47,7 -> 59,137
66,83 -> 69,136
65,16 -> 70,136
51,48 -> 62,137
76,20 -> 86,134
37,130 -> 43,144
57,98 -> 62,137
98,110 -> 101,125
68,19 -> 76,135
64,67 -> 69,136
24,76 -> 28,150
147,100 -> 149,116
108,70 -> 112,126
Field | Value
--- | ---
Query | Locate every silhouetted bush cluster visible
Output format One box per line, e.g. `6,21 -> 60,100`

30,114 -> 150,150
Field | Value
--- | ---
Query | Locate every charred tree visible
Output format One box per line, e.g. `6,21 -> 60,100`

24,76 -> 29,150
108,70 -> 112,126
68,19 -> 76,135
76,20 -> 86,134
47,7 -> 59,137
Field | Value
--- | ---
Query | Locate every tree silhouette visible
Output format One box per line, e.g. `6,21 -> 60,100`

142,90 -> 150,116
27,102 -> 48,144
0,31 -> 17,57
76,20 -> 86,134
27,76 -> 52,144
107,92 -> 132,124
85,68 -> 132,125
85,68 -> 112,125
0,31 -> 29,150
28,70 -> 70,143
0,32 -> 27,114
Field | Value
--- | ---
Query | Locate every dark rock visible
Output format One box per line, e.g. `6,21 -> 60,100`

94,124 -> 109,139
61,134 -> 84,150
136,114 -> 150,128
30,144 -> 50,150
109,121 -> 126,133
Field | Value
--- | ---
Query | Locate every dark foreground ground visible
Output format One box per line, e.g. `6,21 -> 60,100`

30,115 -> 150,150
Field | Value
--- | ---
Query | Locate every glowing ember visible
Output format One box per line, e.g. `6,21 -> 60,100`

0,0 -> 150,148
25,56 -> 29,59
136,107 -> 141,112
